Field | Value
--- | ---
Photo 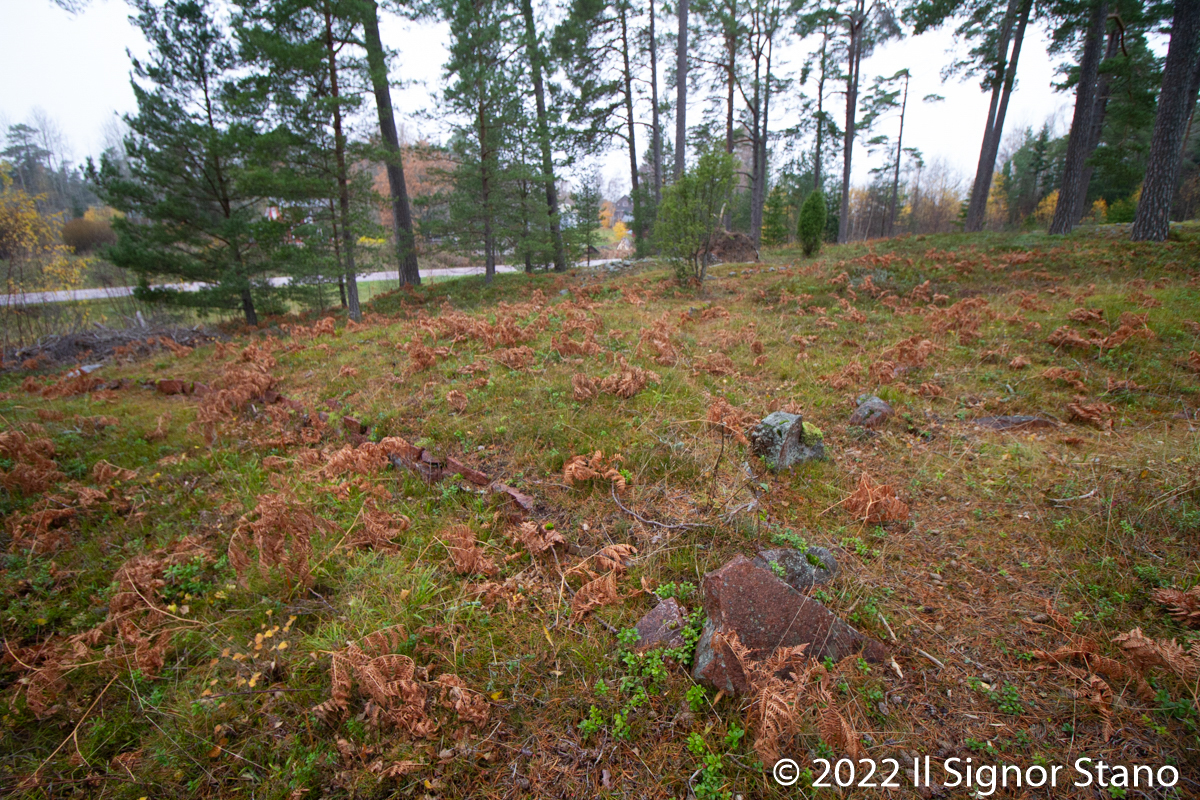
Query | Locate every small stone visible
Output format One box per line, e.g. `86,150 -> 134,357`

751,547 -> 838,592
633,598 -> 689,653
849,395 -> 893,429
748,411 -> 825,471
342,415 -> 366,435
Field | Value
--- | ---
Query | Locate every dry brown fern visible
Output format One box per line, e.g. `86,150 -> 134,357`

516,521 -> 566,555
442,524 -> 498,576
1151,587 -> 1200,628
843,472 -> 909,524
597,357 -> 660,399
571,572 -> 621,621
721,630 -> 823,767
705,397 -> 754,446
572,373 -> 598,402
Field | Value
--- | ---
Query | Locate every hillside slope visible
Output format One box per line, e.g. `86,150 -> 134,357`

2,229 -> 1199,798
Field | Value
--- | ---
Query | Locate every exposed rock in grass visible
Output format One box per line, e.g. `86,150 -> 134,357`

752,547 -> 838,591
848,394 -> 893,429
633,597 -> 688,653
748,411 -> 825,471
692,556 -> 886,694
972,415 -> 1057,431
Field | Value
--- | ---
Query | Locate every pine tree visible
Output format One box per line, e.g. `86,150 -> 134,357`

798,189 -> 826,255
1131,0 -> 1200,241
234,0 -> 369,318
571,167 -> 605,265
760,184 -> 789,245
91,0 -> 273,326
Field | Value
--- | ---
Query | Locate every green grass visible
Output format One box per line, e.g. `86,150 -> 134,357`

1,227 -> 1199,798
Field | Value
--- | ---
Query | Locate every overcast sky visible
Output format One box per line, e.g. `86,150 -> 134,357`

0,0 -> 1084,195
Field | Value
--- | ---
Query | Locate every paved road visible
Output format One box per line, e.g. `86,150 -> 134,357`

0,265 -> 547,307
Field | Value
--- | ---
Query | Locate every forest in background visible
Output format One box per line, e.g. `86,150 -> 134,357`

2,0 -> 1199,340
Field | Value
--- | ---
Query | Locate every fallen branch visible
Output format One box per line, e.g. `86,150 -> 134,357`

610,484 -> 703,531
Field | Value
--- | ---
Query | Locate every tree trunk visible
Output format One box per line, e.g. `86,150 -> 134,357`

480,104 -> 495,284
1132,0 -> 1200,241
964,0 -> 1018,232
965,0 -> 1030,232
328,198 -> 347,308
327,4 -> 361,321
240,287 -> 258,327
750,37 -> 773,246
725,3 -> 736,155
748,43 -> 763,245
1050,1 -> 1107,236
520,0 -> 568,270
887,72 -> 908,237
814,28 -> 828,193
674,0 -> 688,178
1073,26 -> 1120,224
360,0 -> 421,285
838,4 -> 864,244
619,3 -> 645,256
650,0 -> 663,202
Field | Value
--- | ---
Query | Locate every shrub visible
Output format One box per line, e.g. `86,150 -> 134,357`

760,185 -> 790,246
798,190 -> 826,256
61,216 -> 116,254
656,147 -> 735,283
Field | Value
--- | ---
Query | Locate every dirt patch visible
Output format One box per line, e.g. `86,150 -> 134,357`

3,326 -> 222,372
705,230 -> 760,263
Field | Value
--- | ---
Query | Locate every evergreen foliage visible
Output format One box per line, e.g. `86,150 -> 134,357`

798,189 -> 826,256
655,147 -> 734,283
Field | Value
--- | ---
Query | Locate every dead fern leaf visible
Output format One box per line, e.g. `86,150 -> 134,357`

597,357 -> 660,398
817,699 -> 863,761
571,572 -> 620,621
1067,396 -> 1116,429
705,397 -> 753,445
595,544 -> 637,573
1151,587 -> 1200,628
1067,307 -> 1105,323
572,373 -> 598,402
493,346 -> 535,370
843,472 -> 909,524
93,460 -> 137,484
442,525 -> 498,576
516,521 -> 565,554
446,390 -> 468,413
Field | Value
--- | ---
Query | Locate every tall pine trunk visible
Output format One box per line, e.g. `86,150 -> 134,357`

479,102 -> 495,283
619,2 -> 645,256
326,4 -> 360,321
650,0 -> 663,202
1132,0 -> 1200,240
675,0 -> 688,178
964,0 -> 1031,232
887,72 -> 908,237
360,0 -> 421,285
838,3 -> 864,244
1050,1 -> 1107,236
1073,27 -> 1121,224
520,0 -> 568,270
814,29 -> 827,192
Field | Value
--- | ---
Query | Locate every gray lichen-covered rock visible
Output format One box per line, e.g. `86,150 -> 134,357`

748,412 -> 825,471
848,395 -> 893,429
752,547 -> 838,592
691,556 -> 887,694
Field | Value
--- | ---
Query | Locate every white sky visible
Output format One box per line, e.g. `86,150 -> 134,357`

0,0 -> 1082,195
